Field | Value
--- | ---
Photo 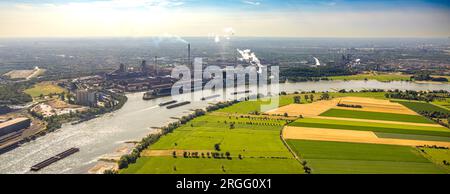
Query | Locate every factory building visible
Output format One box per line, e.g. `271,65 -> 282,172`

76,89 -> 97,107
0,118 -> 31,137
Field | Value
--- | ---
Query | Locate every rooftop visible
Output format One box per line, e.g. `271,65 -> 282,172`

0,118 -> 30,129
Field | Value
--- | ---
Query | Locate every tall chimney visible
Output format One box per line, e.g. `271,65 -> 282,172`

154,56 -> 158,76
187,43 -> 191,69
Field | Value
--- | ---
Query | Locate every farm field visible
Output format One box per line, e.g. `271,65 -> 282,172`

24,82 -> 67,97
120,157 -> 303,174
320,109 -> 434,124
149,115 -> 291,157
279,95 -> 450,173
121,113 -> 303,174
330,92 -> 387,99
289,118 -> 450,137
286,140 -> 445,174
283,126 -> 450,147
393,100 -> 450,114
217,94 -> 315,114
328,73 -> 411,82
122,94 -> 450,174
419,147 -> 450,172
432,98 -> 450,110
375,133 -> 450,143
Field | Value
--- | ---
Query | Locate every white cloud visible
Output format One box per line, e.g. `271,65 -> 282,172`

243,1 -> 261,6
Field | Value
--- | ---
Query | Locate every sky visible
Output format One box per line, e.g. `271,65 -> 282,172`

0,0 -> 449,38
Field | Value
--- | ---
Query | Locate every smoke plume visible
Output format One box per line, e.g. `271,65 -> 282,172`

237,49 -> 264,74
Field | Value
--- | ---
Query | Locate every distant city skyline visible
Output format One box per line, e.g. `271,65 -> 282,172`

0,0 -> 449,38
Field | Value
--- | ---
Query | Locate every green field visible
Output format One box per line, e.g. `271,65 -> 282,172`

149,115 -> 290,157
217,95 -> 298,114
121,113 -> 303,174
320,109 -> 434,124
121,93 -> 449,174
394,100 -> 450,114
330,92 -> 387,99
120,157 -> 303,174
329,73 -> 411,82
432,98 -> 450,110
24,82 -> 67,97
287,140 -> 445,174
289,118 -> 450,137
419,148 -> 450,172
375,132 -> 450,142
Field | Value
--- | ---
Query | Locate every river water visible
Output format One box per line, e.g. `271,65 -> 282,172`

0,80 -> 449,174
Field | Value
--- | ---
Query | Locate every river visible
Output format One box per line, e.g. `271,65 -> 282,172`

0,80 -> 449,174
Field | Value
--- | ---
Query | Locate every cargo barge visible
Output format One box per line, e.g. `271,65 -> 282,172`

143,88 -> 172,100
231,90 -> 251,95
201,94 -> 221,101
166,101 -> 191,109
159,100 -> 178,106
30,148 -> 79,171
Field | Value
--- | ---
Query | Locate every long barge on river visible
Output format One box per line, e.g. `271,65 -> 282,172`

166,101 -> 191,109
30,148 -> 80,171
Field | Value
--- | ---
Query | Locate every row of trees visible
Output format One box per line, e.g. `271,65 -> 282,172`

412,72 -> 448,82
337,103 -> 362,109
385,90 -> 450,102
280,66 -> 353,82
179,151 -> 233,160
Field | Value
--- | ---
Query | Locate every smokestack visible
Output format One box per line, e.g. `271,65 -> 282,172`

154,56 -> 158,76
188,43 -> 191,69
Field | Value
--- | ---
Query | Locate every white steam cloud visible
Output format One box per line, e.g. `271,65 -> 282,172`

153,34 -> 188,46
237,49 -> 264,74
313,57 -> 321,66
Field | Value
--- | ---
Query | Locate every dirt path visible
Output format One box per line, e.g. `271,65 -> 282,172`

283,126 -> 450,148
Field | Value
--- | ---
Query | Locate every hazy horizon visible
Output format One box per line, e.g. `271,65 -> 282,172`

0,0 -> 449,38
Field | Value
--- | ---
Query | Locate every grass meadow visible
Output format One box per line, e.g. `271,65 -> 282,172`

320,109 -> 434,124
287,140 -> 445,174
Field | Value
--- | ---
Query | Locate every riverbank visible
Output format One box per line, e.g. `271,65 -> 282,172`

0,92 -> 127,156
327,73 -> 449,84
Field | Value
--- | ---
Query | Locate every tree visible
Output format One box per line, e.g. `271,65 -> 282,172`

225,152 -> 231,160
310,94 -> 315,102
214,143 -> 221,151
321,93 -> 330,100
118,157 -> 128,169
304,95 -> 309,101
229,122 -> 235,129
103,169 -> 118,174
294,96 -> 301,104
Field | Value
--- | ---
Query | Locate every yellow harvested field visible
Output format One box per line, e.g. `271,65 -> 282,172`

266,98 -> 340,117
283,126 -> 450,148
266,97 -> 418,116
335,97 -> 418,115
141,149 -> 213,157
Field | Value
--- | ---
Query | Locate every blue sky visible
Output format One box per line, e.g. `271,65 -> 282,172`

3,0 -> 450,10
0,0 -> 449,37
